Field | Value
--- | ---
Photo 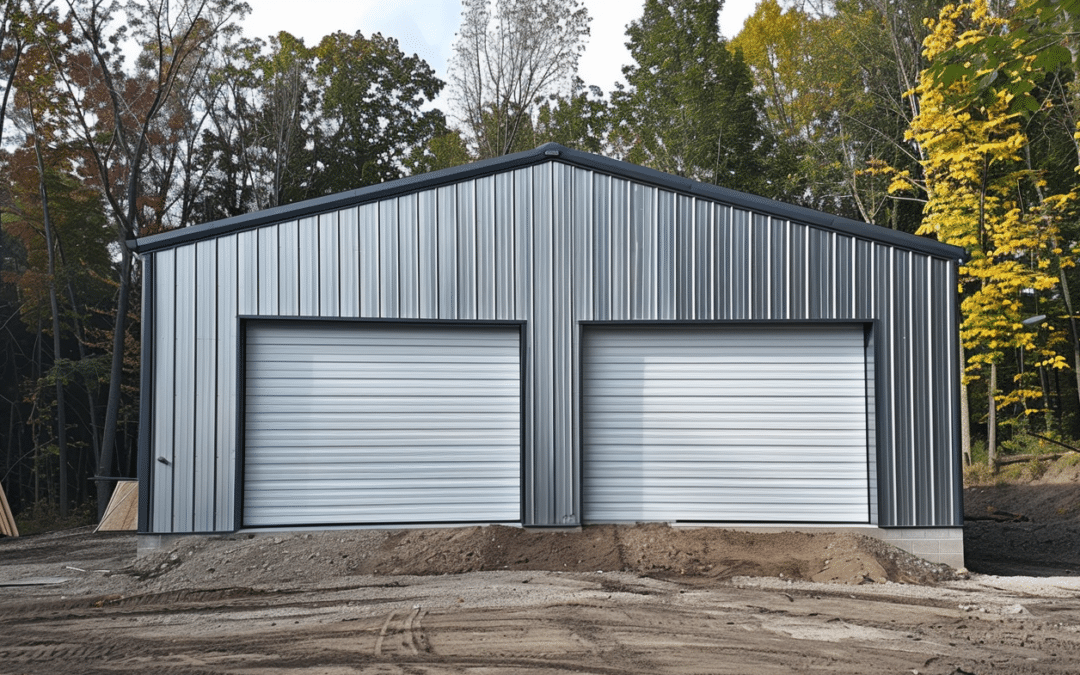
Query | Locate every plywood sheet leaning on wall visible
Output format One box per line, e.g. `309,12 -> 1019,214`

0,481 -> 17,537
96,481 -> 138,532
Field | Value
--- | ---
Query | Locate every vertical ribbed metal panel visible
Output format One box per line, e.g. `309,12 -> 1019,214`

657,190 -> 676,320
494,173 -> 515,320
769,218 -> 788,319
257,227 -> 278,314
151,248 -> 176,533
298,216 -> 318,316
457,181 -> 477,319
532,165 -> 553,522
172,244 -> 196,532
437,186 -> 457,319
593,174 -> 611,321
911,253 -> 932,524
611,178 -> 630,320
694,200 -> 712,319
339,209 -> 360,317
730,208 -> 750,319
572,167 -> 592,523
876,244 -> 898,525
278,221 -> 299,316
808,228 -> 829,318
194,240 -> 217,532
379,199 -> 399,317
675,195 -> 694,319
398,194 -> 419,319
417,192 -> 438,318
752,214 -> 770,319
476,176 -> 496,320
552,164 -> 575,522
894,250 -> 914,525
147,158 -> 962,532
630,183 -> 657,319
359,203 -> 379,317
215,234 -> 237,531
318,213 -> 339,317
513,168 -> 534,518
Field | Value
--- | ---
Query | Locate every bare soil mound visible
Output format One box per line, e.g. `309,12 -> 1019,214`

125,523 -> 955,593
964,455 -> 1080,576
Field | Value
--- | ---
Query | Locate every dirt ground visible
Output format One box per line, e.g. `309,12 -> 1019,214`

2,462 -> 1079,674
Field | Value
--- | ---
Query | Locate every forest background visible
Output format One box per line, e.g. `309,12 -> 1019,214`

2,0 -> 1078,530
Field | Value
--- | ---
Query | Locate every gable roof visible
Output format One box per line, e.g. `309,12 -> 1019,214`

130,143 -> 965,261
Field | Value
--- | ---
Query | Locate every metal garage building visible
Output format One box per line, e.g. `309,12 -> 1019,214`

131,143 -> 966,566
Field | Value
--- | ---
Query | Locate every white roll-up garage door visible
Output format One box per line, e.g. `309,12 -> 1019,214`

583,324 -> 870,524
243,321 -> 521,526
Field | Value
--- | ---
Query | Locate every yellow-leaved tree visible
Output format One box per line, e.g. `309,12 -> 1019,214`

889,0 -> 1073,468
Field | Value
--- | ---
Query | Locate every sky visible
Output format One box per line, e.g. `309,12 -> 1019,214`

242,0 -> 761,113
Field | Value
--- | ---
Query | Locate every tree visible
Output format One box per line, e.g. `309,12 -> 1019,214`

893,0 -> 1073,466
449,0 -> 590,159
59,0 -> 248,517
532,78 -> 610,153
309,30 -> 445,194
612,0 -> 776,196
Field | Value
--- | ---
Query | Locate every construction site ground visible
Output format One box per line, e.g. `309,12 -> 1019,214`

2,459 -> 1079,674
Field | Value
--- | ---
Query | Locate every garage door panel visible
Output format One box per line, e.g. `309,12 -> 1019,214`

243,321 -> 521,526
584,325 -> 870,524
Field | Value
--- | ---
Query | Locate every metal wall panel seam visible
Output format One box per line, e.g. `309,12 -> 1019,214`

765,216 -> 771,319
786,218 -> 794,317
908,250 -> 918,524
829,233 -> 836,318
137,253 -> 154,532
804,226 -> 810,319
888,246 -> 898,524
216,235 -> 238,531
851,238 -> 858,318
927,257 -> 936,525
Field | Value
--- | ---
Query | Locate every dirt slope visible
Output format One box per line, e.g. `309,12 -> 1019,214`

964,455 -> 1080,576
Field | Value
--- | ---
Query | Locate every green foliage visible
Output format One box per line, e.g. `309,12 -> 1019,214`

310,30 -> 446,194
612,0 -> 776,195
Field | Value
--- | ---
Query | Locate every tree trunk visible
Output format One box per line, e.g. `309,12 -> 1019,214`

988,362 -> 998,470
30,104 -> 69,517
96,243 -> 132,520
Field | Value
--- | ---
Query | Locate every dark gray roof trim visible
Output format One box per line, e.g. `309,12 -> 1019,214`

130,143 -> 966,261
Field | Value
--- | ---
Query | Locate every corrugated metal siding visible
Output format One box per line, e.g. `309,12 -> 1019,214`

243,321 -> 521,526
145,161 -> 961,532
582,324 -> 870,523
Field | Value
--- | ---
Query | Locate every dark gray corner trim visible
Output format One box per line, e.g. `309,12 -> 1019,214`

128,142 -> 966,262
136,253 -> 154,533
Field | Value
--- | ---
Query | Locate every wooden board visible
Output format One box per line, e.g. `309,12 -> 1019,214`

0,481 -> 17,538
96,481 -> 138,532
